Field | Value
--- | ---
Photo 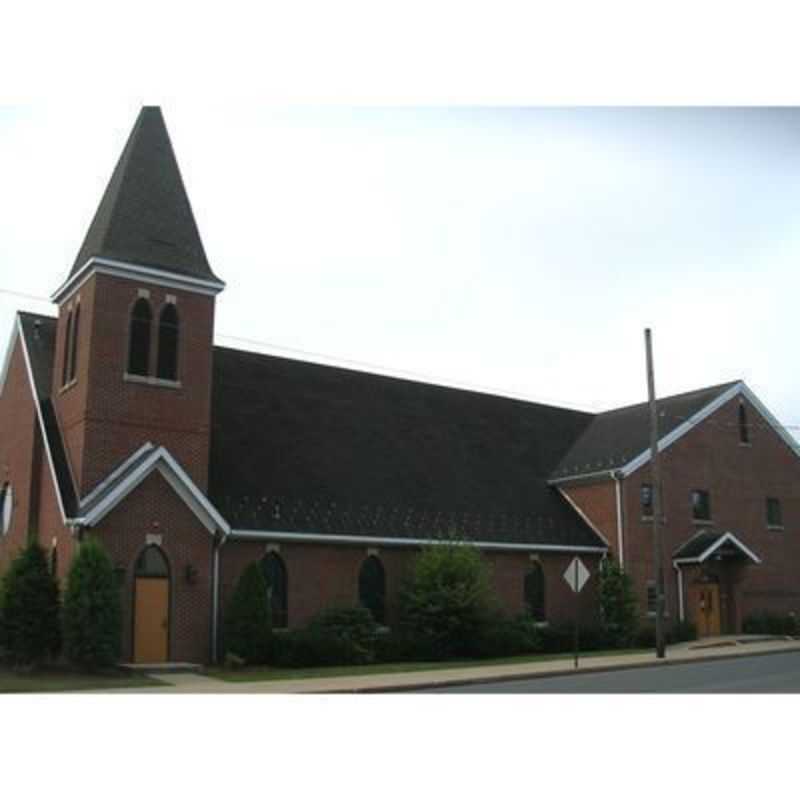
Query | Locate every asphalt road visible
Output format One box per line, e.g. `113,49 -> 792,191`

417,651 -> 800,693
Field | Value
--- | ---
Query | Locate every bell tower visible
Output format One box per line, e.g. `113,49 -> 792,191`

50,107 -> 224,497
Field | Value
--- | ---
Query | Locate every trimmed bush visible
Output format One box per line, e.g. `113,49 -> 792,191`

223,561 -> 272,665
270,629 -> 367,668
63,537 -> 121,669
743,611 -> 799,636
671,619 -> 698,643
0,541 -> 61,666
307,606 -> 378,663
398,540 -> 494,660
538,621 -> 607,654
598,558 -> 638,648
468,613 -> 542,659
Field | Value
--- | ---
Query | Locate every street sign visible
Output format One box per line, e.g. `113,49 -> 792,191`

563,556 -> 590,593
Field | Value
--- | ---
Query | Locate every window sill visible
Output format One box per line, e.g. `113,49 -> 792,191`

738,442 -> 752,448
767,525 -> 785,532
692,519 -> 713,526
123,373 -> 182,390
59,378 -> 78,395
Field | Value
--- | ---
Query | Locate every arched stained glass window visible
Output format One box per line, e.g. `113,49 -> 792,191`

135,545 -> 170,578
358,555 -> 386,624
524,562 -> 546,622
157,303 -> 179,381
128,298 -> 152,376
262,553 -> 288,628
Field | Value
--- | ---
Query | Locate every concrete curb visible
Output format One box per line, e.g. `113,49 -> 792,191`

310,642 -> 800,694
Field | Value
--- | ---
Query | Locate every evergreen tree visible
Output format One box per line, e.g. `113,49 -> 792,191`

63,537 -> 122,669
224,561 -> 272,664
598,557 -> 639,648
0,541 -> 61,666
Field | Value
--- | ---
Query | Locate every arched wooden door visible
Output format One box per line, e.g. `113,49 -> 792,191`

133,546 -> 171,663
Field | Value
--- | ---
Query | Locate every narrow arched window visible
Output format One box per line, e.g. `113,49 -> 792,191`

68,304 -> 80,383
261,553 -> 288,628
128,298 -> 152,376
358,555 -> 386,624
524,562 -> 546,622
739,403 -> 750,444
61,310 -> 73,386
157,304 -> 179,381
135,544 -> 170,577
50,544 -> 58,577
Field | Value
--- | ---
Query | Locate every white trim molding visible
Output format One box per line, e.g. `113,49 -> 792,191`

672,531 -> 761,566
229,528 -> 608,554
51,257 -> 226,304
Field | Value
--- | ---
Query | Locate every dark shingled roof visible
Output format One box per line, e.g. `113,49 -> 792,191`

17,313 -> 78,517
208,346 -> 605,548
70,106 -> 220,283
552,381 -> 739,479
672,530 -> 721,560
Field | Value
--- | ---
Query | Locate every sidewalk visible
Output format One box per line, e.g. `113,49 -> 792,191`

83,635 -> 800,694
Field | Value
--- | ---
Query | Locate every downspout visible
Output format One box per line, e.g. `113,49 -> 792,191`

211,528 -> 228,665
613,470 -> 625,568
673,562 -> 685,622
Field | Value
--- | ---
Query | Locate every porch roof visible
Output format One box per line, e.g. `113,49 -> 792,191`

673,530 -> 761,565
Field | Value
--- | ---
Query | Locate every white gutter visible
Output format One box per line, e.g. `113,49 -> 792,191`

613,471 -> 625,568
229,529 -> 608,554
673,562 -> 685,622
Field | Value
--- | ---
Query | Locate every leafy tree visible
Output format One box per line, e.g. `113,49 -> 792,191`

398,540 -> 495,659
63,537 -> 122,669
0,541 -> 61,666
598,557 -> 638,648
224,561 -> 272,664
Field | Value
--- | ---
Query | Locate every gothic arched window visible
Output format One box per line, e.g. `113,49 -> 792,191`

68,304 -> 80,383
261,553 -> 288,628
156,304 -> 179,381
61,309 -> 73,386
524,562 -> 546,622
128,298 -> 152,376
358,555 -> 386,624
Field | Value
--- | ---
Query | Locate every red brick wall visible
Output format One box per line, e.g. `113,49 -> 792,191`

560,482 -> 618,556
623,393 -> 800,629
219,540 -> 602,643
92,471 -> 215,664
53,273 -> 216,496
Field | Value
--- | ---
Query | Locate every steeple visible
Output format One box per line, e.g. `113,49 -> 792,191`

69,106 -> 220,283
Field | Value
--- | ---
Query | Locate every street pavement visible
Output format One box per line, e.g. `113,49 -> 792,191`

417,650 -> 800,693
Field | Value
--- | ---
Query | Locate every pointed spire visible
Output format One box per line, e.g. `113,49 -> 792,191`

70,106 -> 220,282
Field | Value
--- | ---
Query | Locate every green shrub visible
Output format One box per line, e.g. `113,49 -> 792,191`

223,561 -> 272,665
307,606 -> 378,663
0,541 -> 61,666
538,621 -> 607,653
743,611 -> 799,636
468,613 -> 542,659
598,558 -> 638,648
398,540 -> 494,660
62,537 -> 121,669
270,629 -> 368,668
671,619 -> 698,643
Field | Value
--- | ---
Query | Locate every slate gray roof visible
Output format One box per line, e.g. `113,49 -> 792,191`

208,345 -> 604,548
70,106 -> 221,283
551,381 -> 739,480
17,313 -> 78,516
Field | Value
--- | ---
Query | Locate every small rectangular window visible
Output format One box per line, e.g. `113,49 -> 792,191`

691,489 -> 711,522
646,582 -> 657,615
641,483 -> 654,518
766,497 -> 783,528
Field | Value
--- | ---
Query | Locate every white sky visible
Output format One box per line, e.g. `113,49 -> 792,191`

2,105 -> 798,433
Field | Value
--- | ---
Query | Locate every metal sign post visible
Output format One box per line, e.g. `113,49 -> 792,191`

563,556 -> 590,669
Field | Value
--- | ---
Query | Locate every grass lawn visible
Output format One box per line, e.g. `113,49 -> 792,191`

207,648 -> 649,683
0,667 -> 166,694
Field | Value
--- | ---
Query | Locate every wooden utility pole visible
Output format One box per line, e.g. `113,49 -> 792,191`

645,328 -> 666,659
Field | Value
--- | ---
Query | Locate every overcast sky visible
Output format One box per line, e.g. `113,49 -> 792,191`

1,105 -> 799,434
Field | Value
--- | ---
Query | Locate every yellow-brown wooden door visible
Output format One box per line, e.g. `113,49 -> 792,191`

691,583 -> 721,637
134,577 -> 169,663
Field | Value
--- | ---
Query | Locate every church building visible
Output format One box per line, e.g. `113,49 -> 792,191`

1,107 -> 798,664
